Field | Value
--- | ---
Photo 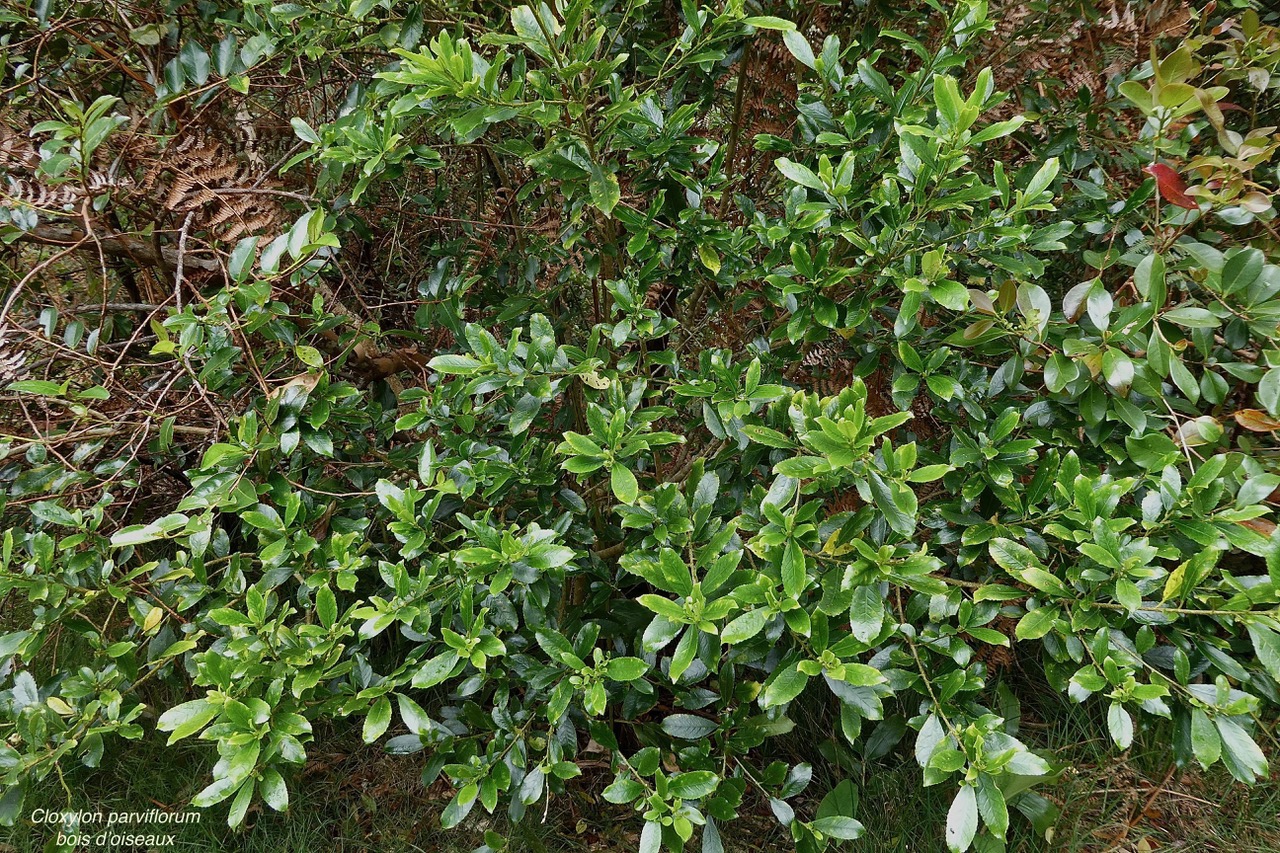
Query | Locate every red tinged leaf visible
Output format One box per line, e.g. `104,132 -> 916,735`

1143,163 -> 1199,210
1234,409 -> 1280,432
1241,518 -> 1277,537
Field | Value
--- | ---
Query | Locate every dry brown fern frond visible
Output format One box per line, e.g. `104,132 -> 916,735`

825,491 -> 862,516
2,123 -> 135,213
0,127 -> 41,173
0,325 -> 30,387
984,0 -> 1190,113
164,163 -> 240,211
145,128 -> 288,243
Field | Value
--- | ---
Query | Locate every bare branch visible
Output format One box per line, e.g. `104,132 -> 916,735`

14,223 -> 222,273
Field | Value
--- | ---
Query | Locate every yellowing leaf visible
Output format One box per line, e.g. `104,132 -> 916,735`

698,244 -> 721,275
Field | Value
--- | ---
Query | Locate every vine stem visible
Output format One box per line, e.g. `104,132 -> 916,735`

893,592 -> 961,742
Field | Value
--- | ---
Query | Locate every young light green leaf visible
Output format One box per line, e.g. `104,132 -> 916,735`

761,661 -> 809,708
157,700 -> 219,744
605,657 -> 648,681
364,696 -> 392,743
781,539 -> 806,598
611,464 -> 639,505
782,30 -> 815,68
316,585 -> 337,629
722,608 -> 767,645
290,116 -> 320,144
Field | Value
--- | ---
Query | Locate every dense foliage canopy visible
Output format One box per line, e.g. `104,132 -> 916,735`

2,0 -> 1280,850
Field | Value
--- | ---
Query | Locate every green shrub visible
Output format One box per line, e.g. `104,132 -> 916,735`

3,2 -> 1280,852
